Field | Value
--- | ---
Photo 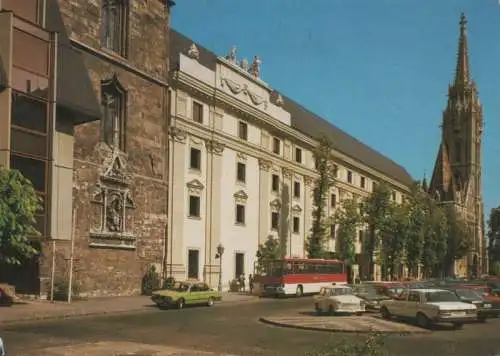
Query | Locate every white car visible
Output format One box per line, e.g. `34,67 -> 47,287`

379,288 -> 477,329
314,285 -> 366,315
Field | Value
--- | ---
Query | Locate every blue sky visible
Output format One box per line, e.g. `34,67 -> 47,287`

171,0 -> 500,216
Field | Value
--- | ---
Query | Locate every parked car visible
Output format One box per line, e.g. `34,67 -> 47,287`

379,288 -> 477,329
353,284 -> 391,310
151,281 -> 222,309
314,285 -> 366,315
373,282 -> 406,298
0,286 -> 13,307
0,336 -> 5,356
444,287 -> 500,322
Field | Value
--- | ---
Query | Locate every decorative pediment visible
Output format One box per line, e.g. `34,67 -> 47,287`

237,152 -> 247,162
187,179 -> 204,194
101,153 -> 131,186
233,190 -> 248,204
270,199 -> 281,210
220,77 -> 269,109
292,204 -> 303,214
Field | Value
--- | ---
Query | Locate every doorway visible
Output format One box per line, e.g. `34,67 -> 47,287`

188,249 -> 199,279
235,253 -> 245,279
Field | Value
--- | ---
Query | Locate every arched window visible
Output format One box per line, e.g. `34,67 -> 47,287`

101,0 -> 128,56
101,75 -> 127,150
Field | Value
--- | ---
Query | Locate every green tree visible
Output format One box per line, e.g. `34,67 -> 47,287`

487,207 -> 500,270
443,205 -> 470,276
380,201 -> 409,279
0,167 -> 40,265
333,198 -> 361,264
307,136 -> 336,258
404,183 -> 427,278
421,199 -> 448,278
361,182 -> 392,280
255,235 -> 281,274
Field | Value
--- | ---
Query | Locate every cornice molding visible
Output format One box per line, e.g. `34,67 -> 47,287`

172,72 -> 411,192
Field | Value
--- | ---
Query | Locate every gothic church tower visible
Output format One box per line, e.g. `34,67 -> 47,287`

429,13 -> 485,276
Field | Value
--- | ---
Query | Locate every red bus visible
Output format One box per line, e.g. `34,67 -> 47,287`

253,258 -> 347,297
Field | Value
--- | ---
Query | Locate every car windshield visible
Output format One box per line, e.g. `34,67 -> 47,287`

329,287 -> 353,296
166,282 -> 190,292
426,291 -> 459,302
355,285 -> 382,297
455,289 -> 480,300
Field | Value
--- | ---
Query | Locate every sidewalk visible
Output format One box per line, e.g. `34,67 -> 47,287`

0,292 -> 257,325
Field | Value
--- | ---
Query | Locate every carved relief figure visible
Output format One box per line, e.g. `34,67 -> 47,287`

106,193 -> 123,232
249,56 -> 261,78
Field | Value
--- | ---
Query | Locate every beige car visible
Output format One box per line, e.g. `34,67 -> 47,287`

314,285 -> 366,315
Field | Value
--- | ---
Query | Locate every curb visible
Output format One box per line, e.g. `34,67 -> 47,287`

258,316 -> 427,334
0,296 -> 259,326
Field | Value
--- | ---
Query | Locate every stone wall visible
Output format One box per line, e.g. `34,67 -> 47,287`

38,0 -> 171,297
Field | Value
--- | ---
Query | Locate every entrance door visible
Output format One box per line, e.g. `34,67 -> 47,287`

235,253 -> 244,279
188,249 -> 199,280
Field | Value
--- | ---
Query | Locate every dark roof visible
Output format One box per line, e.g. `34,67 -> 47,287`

170,29 -> 413,186
45,0 -> 101,124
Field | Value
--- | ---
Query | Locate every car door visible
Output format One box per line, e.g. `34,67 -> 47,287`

317,288 -> 327,310
402,291 -> 421,317
389,290 -> 408,315
186,284 -> 199,304
198,283 -> 211,303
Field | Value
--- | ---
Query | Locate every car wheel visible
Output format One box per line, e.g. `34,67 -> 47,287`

416,313 -> 430,329
207,297 -> 215,307
296,285 -> 303,298
453,322 -> 464,330
177,298 -> 185,309
380,307 -> 391,320
328,305 -> 335,316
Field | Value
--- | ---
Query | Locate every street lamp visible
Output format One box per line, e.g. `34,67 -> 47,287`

215,243 -> 225,292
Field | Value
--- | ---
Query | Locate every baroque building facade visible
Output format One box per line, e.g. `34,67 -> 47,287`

0,0 -> 174,297
168,30 -> 413,289
429,14 -> 486,277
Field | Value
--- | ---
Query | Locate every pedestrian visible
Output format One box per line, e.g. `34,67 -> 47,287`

239,274 -> 246,292
249,274 -> 254,293
354,276 -> 360,285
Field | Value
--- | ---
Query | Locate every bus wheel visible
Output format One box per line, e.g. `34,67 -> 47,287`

296,285 -> 303,298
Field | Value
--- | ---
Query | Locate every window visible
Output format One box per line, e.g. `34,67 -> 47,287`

3,0 -> 41,24
271,174 -> 280,192
272,137 -> 280,154
188,195 -> 201,217
101,0 -> 129,56
10,154 -> 46,192
330,224 -> 336,238
295,147 -> 302,163
330,193 -> 337,208
392,191 -> 397,201
236,162 -> 246,183
11,93 -> 47,133
238,121 -> 248,140
190,148 -> 201,170
293,217 -> 300,234
271,212 -> 279,230
293,181 -> 301,198
101,76 -> 126,150
192,101 -> 203,124
347,170 -> 353,183
455,141 -> 461,162
235,204 -> 245,224
359,230 -> 364,243
360,177 -> 366,189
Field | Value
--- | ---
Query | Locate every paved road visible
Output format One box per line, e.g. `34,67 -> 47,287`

1,297 -> 500,355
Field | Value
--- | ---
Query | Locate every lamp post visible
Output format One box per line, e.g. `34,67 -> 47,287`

215,243 -> 225,292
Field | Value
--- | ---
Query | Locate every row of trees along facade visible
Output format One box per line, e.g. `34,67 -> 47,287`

257,136 -> 474,281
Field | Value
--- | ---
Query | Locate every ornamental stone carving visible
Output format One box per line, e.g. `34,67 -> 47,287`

237,152 -> 247,162
233,190 -> 248,204
249,56 -> 261,78
258,159 -> 272,171
304,176 -> 314,186
187,43 -> 200,60
282,168 -> 293,179
276,94 -> 284,106
90,147 -> 136,249
169,126 -> 187,144
220,78 -> 268,109
187,179 -> 205,195
292,204 -> 303,215
226,45 -> 237,63
205,139 -> 225,155
270,199 -> 281,211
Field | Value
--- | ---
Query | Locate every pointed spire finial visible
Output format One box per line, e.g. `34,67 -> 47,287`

454,12 -> 470,85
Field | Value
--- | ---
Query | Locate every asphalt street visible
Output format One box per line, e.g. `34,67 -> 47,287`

1,297 -> 500,355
